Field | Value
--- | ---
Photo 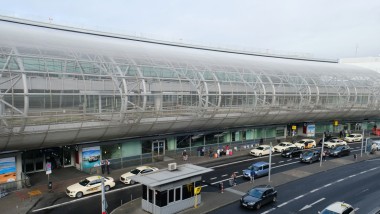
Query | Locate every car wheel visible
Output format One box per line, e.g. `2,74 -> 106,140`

272,196 -> 277,202
259,153 -> 262,157
289,154 -> 293,158
256,202 -> 262,210
130,180 -> 135,185
301,146 -> 304,150
76,192 -> 83,198
104,185 -> 110,191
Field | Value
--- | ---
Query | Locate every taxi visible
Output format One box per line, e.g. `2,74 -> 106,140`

120,166 -> 159,185
66,175 -> 115,198
294,139 -> 316,149
319,201 -> 355,214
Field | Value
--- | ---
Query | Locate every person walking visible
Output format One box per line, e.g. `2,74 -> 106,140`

101,160 -> 105,174
249,170 -> 255,183
230,172 -> 237,186
322,150 -> 326,161
182,150 -> 188,161
106,159 -> 110,174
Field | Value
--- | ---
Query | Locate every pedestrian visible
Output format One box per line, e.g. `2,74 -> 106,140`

322,151 -> 326,161
209,148 -> 213,159
106,159 -> 110,174
231,172 -> 237,186
249,170 -> 255,183
182,150 -> 188,161
101,160 -> 105,174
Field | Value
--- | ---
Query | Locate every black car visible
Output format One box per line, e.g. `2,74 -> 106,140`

281,147 -> 303,158
240,185 -> 277,210
329,145 -> 351,157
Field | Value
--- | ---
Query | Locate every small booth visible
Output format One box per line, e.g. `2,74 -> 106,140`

130,163 -> 213,214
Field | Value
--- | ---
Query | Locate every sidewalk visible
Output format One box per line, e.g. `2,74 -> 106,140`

111,152 -> 380,214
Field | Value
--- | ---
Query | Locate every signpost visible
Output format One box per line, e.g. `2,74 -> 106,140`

46,162 -> 52,192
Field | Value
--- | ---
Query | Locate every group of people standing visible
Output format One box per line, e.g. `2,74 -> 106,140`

101,159 -> 111,175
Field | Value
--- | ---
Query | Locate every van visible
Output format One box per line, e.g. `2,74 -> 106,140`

242,161 -> 270,179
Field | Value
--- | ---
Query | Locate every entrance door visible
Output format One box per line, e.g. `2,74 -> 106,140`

23,150 -> 44,173
152,140 -> 165,162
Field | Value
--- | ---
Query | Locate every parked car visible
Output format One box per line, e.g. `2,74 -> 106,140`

273,142 -> 296,153
294,139 -> 316,149
344,134 -> 363,143
318,136 -> 339,145
300,150 -> 320,163
66,176 -> 115,198
319,201 -> 355,214
324,139 -> 347,148
329,145 -> 351,157
120,166 -> 159,185
281,147 -> 303,158
242,162 -> 269,179
240,185 -> 277,210
250,145 -> 273,157
371,140 -> 380,151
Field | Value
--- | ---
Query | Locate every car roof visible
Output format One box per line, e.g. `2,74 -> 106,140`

135,166 -> 152,170
323,201 -> 352,212
86,176 -> 103,181
253,161 -> 269,166
250,184 -> 273,191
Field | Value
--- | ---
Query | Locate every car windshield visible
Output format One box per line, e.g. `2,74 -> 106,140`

256,147 -> 265,150
347,134 -> 355,138
79,179 -> 90,186
248,165 -> 260,171
303,151 -> 313,156
248,188 -> 264,198
130,169 -> 141,175
320,209 -> 339,214
278,143 -> 287,146
297,141 -> 305,144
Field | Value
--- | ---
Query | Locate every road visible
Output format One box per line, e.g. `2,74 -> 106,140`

29,143 -> 366,214
209,157 -> 380,214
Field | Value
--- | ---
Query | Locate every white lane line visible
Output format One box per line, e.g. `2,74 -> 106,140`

279,161 -> 284,163
262,208 -> 276,214
287,159 -> 292,161
354,208 -> 360,212
277,202 -> 288,207
324,183 -> 332,187
272,163 -> 276,165
272,161 -> 299,169
234,171 -> 239,174
210,177 -> 217,180
348,175 -> 357,178
294,195 -> 304,199
336,178 -> 345,182
310,197 -> 325,206
310,188 -> 319,193
221,174 -> 228,177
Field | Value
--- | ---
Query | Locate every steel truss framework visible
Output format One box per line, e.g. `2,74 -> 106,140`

0,20 -> 380,151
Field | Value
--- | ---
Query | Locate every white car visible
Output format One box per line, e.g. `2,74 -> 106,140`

324,139 -> 347,148
120,166 -> 159,184
250,145 -> 273,156
66,176 -> 115,198
294,139 -> 316,149
319,201 -> 355,214
344,134 -> 363,143
273,142 -> 296,152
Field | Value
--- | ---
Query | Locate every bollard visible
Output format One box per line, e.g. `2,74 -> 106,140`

219,182 -> 224,193
354,154 -> 357,161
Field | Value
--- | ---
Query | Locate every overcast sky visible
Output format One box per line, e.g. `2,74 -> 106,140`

1,0 -> 380,60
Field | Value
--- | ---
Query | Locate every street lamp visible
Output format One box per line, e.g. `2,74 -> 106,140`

268,142 -> 272,182
319,133 -> 325,167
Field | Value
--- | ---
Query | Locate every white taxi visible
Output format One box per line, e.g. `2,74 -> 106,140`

319,201 -> 355,214
120,166 -> 159,185
344,134 -> 362,143
249,145 -> 273,157
273,142 -> 296,152
66,176 -> 115,198
324,139 -> 347,148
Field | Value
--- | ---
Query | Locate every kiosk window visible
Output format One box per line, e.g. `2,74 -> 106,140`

182,183 -> 193,199
155,190 -> 167,207
148,189 -> 153,203
175,188 -> 181,201
168,189 -> 174,203
142,185 -> 147,200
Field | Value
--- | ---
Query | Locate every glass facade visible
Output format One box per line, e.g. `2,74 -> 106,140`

1,18 -> 380,152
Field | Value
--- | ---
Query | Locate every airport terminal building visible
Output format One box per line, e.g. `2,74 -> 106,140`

1,16 -> 380,185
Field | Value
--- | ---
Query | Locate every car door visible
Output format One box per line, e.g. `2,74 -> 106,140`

86,179 -> 101,194
256,166 -> 264,177
262,189 -> 273,205
141,169 -> 153,174
262,164 -> 269,176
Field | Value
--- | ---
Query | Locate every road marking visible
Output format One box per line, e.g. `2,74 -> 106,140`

279,161 -> 284,163
262,208 -> 276,214
310,188 -> 319,193
354,208 -> 360,212
277,202 -> 288,207
348,175 -> 357,178
234,171 -> 239,174
360,188 -> 368,193
336,178 -> 345,182
299,197 -> 325,211
324,183 -> 332,187
294,194 -> 304,199
287,159 -> 292,161
221,174 -> 228,177
210,177 -> 217,180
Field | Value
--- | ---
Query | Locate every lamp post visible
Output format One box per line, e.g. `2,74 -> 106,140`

320,133 -> 325,167
360,129 -> 364,157
268,142 -> 272,182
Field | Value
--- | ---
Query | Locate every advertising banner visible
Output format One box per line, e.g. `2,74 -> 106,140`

82,146 -> 101,169
0,157 -> 16,184
306,124 -> 316,137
